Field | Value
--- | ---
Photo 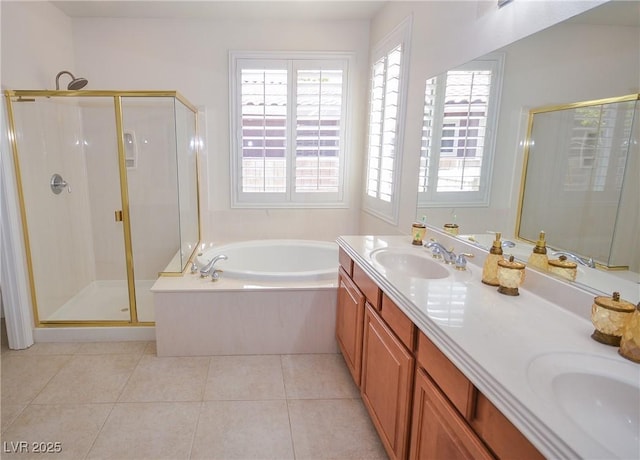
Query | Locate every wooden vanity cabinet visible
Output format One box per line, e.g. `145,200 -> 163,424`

336,267 -> 365,384
410,367 -> 493,460
410,332 -> 492,459
361,302 -> 415,460
336,250 -> 543,460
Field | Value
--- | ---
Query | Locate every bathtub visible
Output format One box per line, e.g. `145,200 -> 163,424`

195,239 -> 338,281
152,239 -> 339,356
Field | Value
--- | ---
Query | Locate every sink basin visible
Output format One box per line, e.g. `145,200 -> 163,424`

527,352 -> 640,459
370,248 -> 450,279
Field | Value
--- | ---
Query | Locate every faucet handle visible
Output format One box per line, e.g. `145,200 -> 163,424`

455,253 -> 474,271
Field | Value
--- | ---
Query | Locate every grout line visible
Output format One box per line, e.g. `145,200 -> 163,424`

281,355 -> 298,460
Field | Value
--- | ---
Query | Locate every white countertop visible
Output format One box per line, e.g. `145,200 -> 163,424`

337,231 -> 640,460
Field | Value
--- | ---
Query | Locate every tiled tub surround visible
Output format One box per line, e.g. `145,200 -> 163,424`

337,230 -> 640,459
153,268 -> 338,357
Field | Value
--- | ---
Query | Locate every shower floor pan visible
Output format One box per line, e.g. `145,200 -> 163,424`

44,279 -> 155,323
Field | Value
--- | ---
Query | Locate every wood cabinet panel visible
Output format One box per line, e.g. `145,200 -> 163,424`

338,247 -> 353,277
361,303 -> 414,460
417,332 -> 476,419
471,393 -> 544,460
336,267 -> 365,385
353,263 -> 381,309
381,293 -> 416,351
410,367 -> 493,460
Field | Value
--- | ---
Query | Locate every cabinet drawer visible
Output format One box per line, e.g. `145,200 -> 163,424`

338,247 -> 353,277
471,393 -> 544,460
381,293 -> 416,351
417,332 -> 476,419
353,263 -> 381,309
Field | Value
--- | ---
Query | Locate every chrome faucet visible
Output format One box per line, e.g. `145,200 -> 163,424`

200,254 -> 228,279
551,251 -> 595,268
424,241 -> 456,264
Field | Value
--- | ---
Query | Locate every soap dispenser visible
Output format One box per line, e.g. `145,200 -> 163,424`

482,232 -> 504,286
527,231 -> 549,271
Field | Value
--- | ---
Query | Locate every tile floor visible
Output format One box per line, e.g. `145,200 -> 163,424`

0,329 -> 387,459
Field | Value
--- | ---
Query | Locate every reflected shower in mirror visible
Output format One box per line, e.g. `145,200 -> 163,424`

518,95 -> 639,271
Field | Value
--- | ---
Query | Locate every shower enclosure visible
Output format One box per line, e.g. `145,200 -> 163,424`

5,90 -> 200,325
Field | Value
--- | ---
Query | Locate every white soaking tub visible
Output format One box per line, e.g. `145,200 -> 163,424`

152,239 -> 339,356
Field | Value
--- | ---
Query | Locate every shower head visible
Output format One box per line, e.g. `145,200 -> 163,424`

55,70 -> 88,90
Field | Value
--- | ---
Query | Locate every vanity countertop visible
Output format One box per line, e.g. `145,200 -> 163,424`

337,232 -> 640,460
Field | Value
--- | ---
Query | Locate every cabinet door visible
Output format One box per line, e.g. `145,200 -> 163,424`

336,267 -> 365,385
361,303 -> 414,460
410,368 -> 493,460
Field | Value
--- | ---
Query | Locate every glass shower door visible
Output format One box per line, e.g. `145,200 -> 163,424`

120,97 -> 182,323
10,96 -> 130,322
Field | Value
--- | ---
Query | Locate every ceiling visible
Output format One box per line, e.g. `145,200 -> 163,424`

52,1 -> 388,20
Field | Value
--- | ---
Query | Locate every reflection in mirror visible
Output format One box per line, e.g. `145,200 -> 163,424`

518,95 -> 639,271
415,1 -> 640,297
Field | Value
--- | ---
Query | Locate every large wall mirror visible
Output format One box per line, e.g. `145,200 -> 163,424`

415,1 -> 639,296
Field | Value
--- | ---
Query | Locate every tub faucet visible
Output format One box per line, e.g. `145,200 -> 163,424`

200,254 -> 228,279
424,241 -> 456,264
551,251 -> 595,268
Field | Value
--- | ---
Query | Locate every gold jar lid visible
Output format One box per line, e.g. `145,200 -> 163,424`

548,255 -> 577,269
594,291 -> 636,313
497,255 -> 525,270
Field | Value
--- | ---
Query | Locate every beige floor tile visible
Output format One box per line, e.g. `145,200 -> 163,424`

1,355 -> 71,405
143,341 -> 157,355
118,355 -> 209,402
281,354 -> 360,399
288,399 -> 387,459
32,354 -> 140,404
76,341 -> 148,355
204,355 -> 285,401
2,342 -> 81,356
86,402 -> 200,460
1,404 -> 26,433
0,404 -> 112,460
191,400 -> 294,459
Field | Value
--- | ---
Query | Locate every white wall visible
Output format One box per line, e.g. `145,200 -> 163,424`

1,0 -> 77,341
70,16 -> 371,244
360,0 -> 609,237
1,1 -> 76,89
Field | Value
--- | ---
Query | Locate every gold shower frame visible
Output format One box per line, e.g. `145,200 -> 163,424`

4,90 -> 202,327
515,93 -> 639,270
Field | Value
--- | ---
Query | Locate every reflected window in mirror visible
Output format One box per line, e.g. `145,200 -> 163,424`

363,17 -> 412,224
418,54 -> 504,207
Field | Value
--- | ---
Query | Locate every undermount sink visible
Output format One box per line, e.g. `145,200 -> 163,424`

370,248 -> 450,279
527,352 -> 640,459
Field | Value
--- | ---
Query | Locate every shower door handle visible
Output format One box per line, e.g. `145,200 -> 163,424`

115,210 -> 123,222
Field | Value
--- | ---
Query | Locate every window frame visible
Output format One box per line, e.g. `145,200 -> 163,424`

418,54 -> 504,208
362,17 -> 412,224
229,51 -> 352,209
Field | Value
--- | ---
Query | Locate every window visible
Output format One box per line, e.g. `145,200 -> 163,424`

363,17 -> 412,223
418,55 -> 504,207
230,52 -> 351,207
